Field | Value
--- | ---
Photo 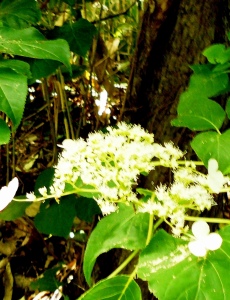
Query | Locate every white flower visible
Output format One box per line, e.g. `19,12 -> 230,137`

26,192 -> 37,201
188,220 -> 222,257
38,187 -> 48,197
207,159 -> 227,193
0,177 -> 19,211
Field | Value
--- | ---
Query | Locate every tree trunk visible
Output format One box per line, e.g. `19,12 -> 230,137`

122,0 -> 230,186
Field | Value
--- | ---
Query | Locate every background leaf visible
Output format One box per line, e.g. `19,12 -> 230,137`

83,204 -> 149,285
30,266 -> 62,292
34,195 -> 77,238
191,129 -> 230,174
137,227 -> 230,300
78,275 -> 142,300
75,196 -> 101,222
171,92 -> 226,131
0,197 -> 30,220
0,27 -> 71,70
0,68 -> 27,129
0,118 -> 11,144
0,0 -> 41,29
51,18 -> 97,56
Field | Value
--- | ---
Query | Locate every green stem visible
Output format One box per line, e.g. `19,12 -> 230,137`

146,213 -> 154,245
13,187 -> 100,202
107,249 -> 139,279
152,218 -> 164,234
184,216 -> 230,224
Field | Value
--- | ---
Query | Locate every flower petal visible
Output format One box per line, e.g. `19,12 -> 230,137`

0,177 -> 19,211
204,232 -> 223,251
192,220 -> 210,239
188,240 -> 207,257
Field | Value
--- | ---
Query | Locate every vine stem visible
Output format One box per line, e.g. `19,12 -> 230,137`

107,249 -> 139,279
184,216 -> 230,224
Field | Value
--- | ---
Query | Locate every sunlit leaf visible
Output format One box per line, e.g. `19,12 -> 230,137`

83,204 -> 149,285
137,227 -> 230,300
203,44 -> 230,64
0,0 -> 41,29
191,129 -> 230,174
0,27 -> 71,70
0,118 -> 11,144
78,276 -> 142,300
171,91 -> 226,131
0,59 -> 31,77
0,68 -> 27,129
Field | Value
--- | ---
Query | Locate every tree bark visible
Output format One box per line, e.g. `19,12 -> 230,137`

122,0 -> 230,185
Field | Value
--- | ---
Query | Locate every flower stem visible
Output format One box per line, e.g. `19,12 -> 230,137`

146,213 -> 154,246
184,216 -> 230,224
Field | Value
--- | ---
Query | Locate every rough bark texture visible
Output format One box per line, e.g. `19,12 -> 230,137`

123,0 -> 230,186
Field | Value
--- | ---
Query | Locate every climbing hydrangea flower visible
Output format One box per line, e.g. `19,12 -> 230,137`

188,220 -> 222,257
0,177 -> 19,211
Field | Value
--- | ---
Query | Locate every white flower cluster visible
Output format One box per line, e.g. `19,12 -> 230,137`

137,163 -> 221,236
50,123 -> 158,214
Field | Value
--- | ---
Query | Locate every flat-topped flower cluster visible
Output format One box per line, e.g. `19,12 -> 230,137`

27,122 -> 228,236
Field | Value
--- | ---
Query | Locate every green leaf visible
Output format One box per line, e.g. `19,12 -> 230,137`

73,177 -> 101,198
191,130 -> 230,174
0,118 -> 11,144
28,59 -> 62,84
171,92 -> 226,131
30,266 -> 62,292
203,44 -> 230,64
34,195 -> 77,238
188,71 -> 229,97
34,167 -> 55,195
225,98 -> 230,120
137,227 -> 230,300
52,18 -> 97,56
0,68 -> 27,129
0,27 -> 71,70
0,197 -> 30,220
83,204 -> 149,285
0,0 -> 41,29
78,275 -> 142,300
75,197 -> 101,222
0,59 -> 31,77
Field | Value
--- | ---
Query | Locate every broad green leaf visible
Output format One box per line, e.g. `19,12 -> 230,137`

0,27 -> 71,70
34,195 -> 77,238
137,227 -> 230,300
30,266 -> 62,292
75,197 -> 101,222
78,275 -> 142,300
0,118 -> 11,144
83,204 -> 149,285
203,44 -> 230,64
0,0 -> 41,29
0,59 -> 31,77
188,71 -> 229,97
171,92 -> 226,131
0,197 -> 30,220
52,18 -> 97,57
0,68 -> 27,129
191,130 -> 230,174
